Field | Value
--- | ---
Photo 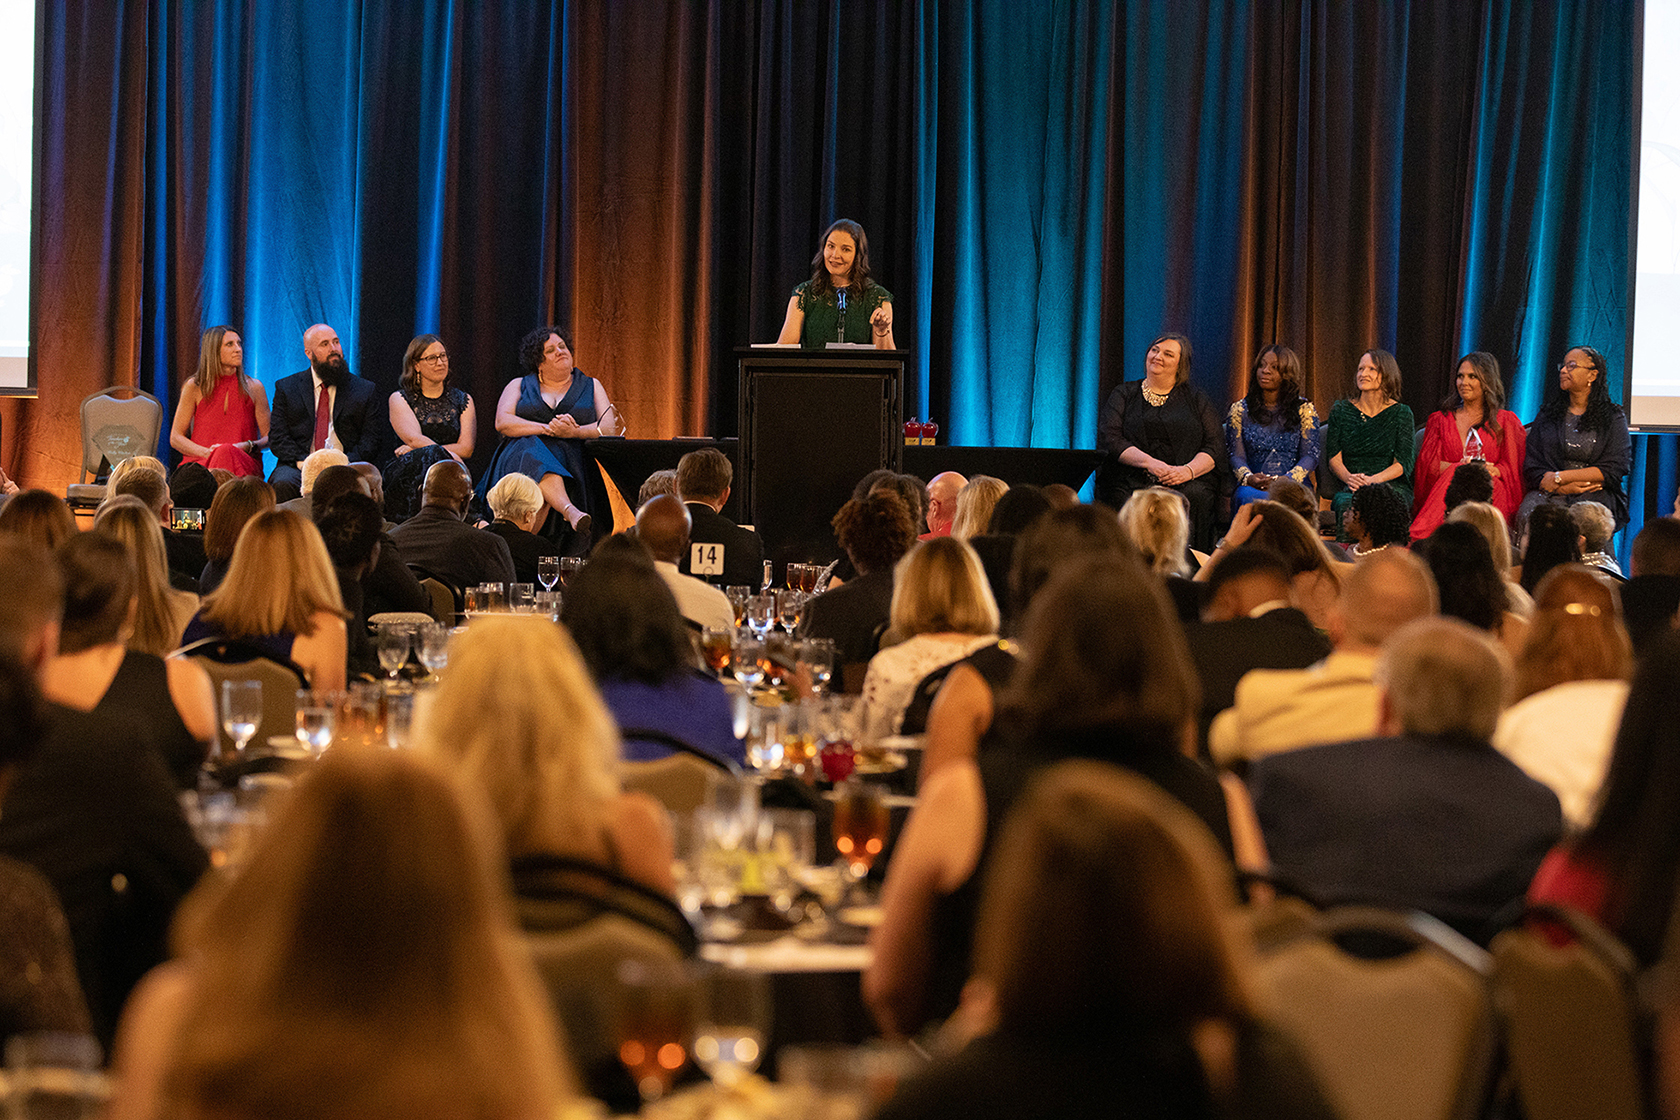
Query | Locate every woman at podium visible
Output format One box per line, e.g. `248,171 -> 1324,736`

777,218 -> 896,349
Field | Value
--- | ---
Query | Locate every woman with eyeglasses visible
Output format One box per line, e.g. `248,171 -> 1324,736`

1516,346 -> 1632,533
382,334 -> 476,522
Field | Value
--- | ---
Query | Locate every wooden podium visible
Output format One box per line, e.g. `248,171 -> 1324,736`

737,347 -> 905,571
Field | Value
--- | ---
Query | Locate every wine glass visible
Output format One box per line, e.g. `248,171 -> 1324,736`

776,589 -> 804,634
537,555 -> 560,592
700,626 -> 733,676
376,623 -> 411,682
726,586 -> 752,627
799,638 -> 836,696
832,778 -> 890,898
693,965 -> 771,1089
557,557 -> 583,587
219,679 -> 262,762
732,633 -> 766,691
294,690 -> 336,758
416,621 -> 449,676
746,594 -> 775,640
613,959 -> 697,1104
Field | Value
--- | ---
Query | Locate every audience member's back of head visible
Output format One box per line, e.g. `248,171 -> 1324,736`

1443,461 -> 1495,513
487,473 -> 543,527
94,495 -> 184,656
106,456 -> 165,494
0,536 -> 62,670
0,489 -> 77,552
421,460 -> 473,511
636,469 -> 678,507
1118,488 -> 1190,577
57,531 -> 137,654
0,649 -> 44,770
420,616 -> 620,857
1571,501 -> 1616,557
309,465 -> 369,523
165,748 -> 569,1120
974,759 -> 1251,1040
889,537 -> 999,639
1521,504 -> 1582,594
299,448 -> 350,495
202,510 -> 344,639
1631,516 -> 1680,578
851,468 -> 899,503
1419,521 -> 1507,632
315,492 -> 384,572
169,462 -> 218,512
869,473 -> 927,533
1514,564 -> 1631,700
1002,554 -> 1194,743
986,485 -> 1051,536
112,467 -> 169,517
633,494 -> 691,565
677,448 -> 732,504
1446,501 -> 1515,572
1264,477 -> 1318,525
1376,616 -> 1509,742
950,476 -> 1008,541
1351,483 -> 1412,548
1202,547 -> 1294,617
203,478 -> 277,564
1335,548 -> 1438,651
833,490 -> 918,576
1244,501 -> 1334,578
562,537 -> 692,686
1008,504 -> 1136,627
1040,484 -> 1079,511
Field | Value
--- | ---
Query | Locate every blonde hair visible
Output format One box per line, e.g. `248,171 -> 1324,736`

300,448 -> 350,495
889,537 -> 1000,639
165,750 -> 570,1120
94,496 -> 191,656
1447,501 -> 1514,572
1117,488 -> 1191,577
201,510 -> 346,640
487,473 -> 544,524
106,455 -> 166,494
419,616 -> 622,858
950,475 -> 1009,540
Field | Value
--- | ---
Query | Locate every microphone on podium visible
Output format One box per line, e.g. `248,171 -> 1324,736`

836,288 -> 847,343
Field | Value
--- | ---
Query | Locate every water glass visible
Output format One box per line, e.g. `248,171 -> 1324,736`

745,594 -> 775,639
725,586 -> 752,627
776,588 -> 804,633
732,633 -> 766,690
376,622 -> 411,681
508,582 -> 536,613
693,965 -> 771,1089
219,679 -> 262,762
416,621 -> 450,675
534,590 -> 562,621
295,689 -> 336,757
384,688 -> 415,750
463,585 -> 484,616
799,638 -> 836,696
537,555 -> 560,591
476,582 -> 506,612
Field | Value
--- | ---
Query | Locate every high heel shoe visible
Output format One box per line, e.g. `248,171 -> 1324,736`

564,506 -> 592,534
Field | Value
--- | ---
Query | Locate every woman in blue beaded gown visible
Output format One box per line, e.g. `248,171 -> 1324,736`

479,326 -> 621,538
1226,345 -> 1319,509
383,335 -> 476,523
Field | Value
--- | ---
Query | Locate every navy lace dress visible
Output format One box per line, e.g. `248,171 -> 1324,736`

383,387 -> 469,522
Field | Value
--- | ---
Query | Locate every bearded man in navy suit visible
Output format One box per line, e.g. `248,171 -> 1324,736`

267,323 -> 387,493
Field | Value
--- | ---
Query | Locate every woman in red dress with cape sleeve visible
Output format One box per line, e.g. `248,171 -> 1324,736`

170,326 -> 270,478
1410,351 -> 1526,543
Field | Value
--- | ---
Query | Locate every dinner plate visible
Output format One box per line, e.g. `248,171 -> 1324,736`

852,751 -> 907,775
837,905 -> 884,928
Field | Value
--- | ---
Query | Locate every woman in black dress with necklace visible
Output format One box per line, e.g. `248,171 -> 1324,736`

1095,333 -> 1227,552
383,334 -> 475,522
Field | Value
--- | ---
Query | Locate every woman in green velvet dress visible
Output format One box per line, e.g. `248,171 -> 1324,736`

777,218 -> 896,350
1324,349 -> 1415,540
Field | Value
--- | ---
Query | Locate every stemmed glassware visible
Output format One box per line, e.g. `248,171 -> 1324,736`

376,623 -> 411,682
745,594 -> 775,640
775,589 -> 804,633
294,689 -> 336,758
726,586 -> 752,627
798,638 -> 836,696
732,633 -> 766,691
700,626 -> 733,677
693,965 -> 771,1090
613,959 -> 697,1105
557,557 -> 583,587
219,679 -> 262,764
416,621 -> 449,677
537,555 -> 560,592
831,777 -> 890,904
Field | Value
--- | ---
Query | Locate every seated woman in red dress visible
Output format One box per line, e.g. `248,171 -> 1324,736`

169,326 -> 270,478
1410,350 -> 1526,543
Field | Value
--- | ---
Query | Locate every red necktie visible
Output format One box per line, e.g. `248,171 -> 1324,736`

312,383 -> 331,451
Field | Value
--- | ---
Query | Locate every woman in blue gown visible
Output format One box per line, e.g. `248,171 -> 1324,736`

478,326 -> 621,539
1226,345 -> 1319,509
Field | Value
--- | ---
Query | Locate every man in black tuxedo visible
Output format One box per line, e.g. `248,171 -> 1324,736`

676,447 -> 764,589
1182,547 -> 1331,760
267,323 -> 387,493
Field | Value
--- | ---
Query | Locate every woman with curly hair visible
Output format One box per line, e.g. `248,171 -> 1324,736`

776,218 -> 895,349
1417,520 -> 1525,657
1518,345 -> 1632,530
1346,482 -> 1413,560
477,327 -> 622,539
1227,344 -> 1318,508
799,489 -> 919,685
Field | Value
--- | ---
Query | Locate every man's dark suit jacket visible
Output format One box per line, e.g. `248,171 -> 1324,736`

1183,607 -> 1331,757
799,569 -> 895,686
678,501 -> 765,589
1251,733 -> 1563,944
388,505 -> 516,591
268,369 -> 386,471
1620,574 -> 1680,657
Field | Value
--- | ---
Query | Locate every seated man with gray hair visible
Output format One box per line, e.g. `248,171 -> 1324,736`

277,447 -> 350,520
1250,617 -> 1563,944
